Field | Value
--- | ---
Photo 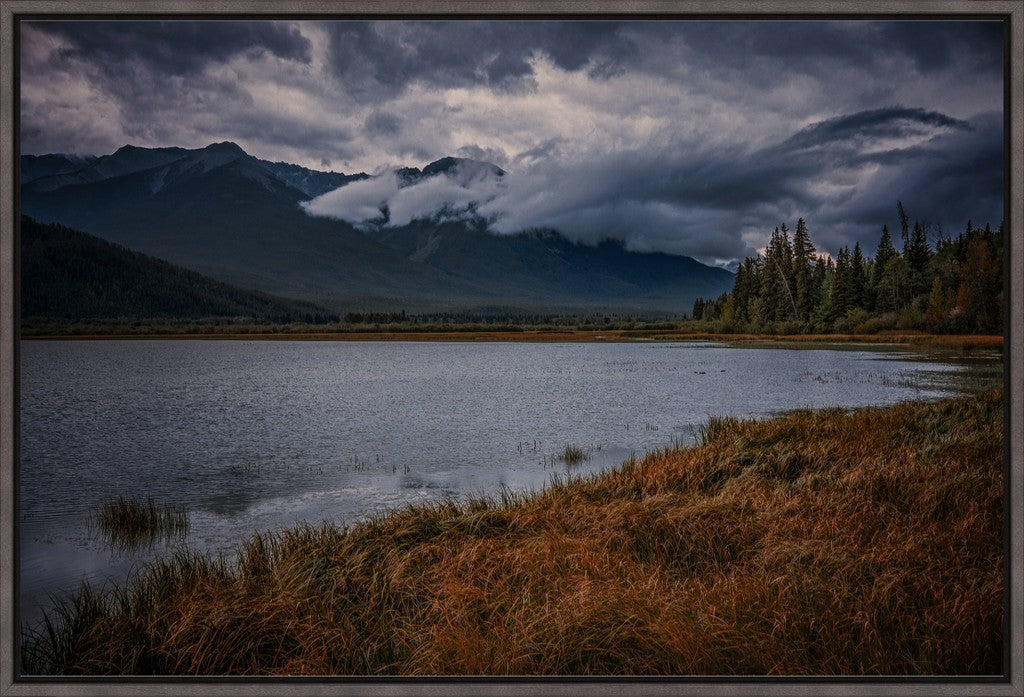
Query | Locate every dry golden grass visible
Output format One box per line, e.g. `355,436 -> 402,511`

22,391 -> 1004,676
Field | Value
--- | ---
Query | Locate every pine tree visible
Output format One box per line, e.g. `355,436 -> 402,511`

762,226 -> 797,323
832,246 -> 853,321
873,225 -> 897,282
872,225 -> 899,310
692,297 -> 706,320
792,218 -> 817,321
906,220 -> 932,296
730,260 -> 753,324
850,241 -> 867,310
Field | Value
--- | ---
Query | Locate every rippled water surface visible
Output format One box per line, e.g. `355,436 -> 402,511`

19,339 -> 978,626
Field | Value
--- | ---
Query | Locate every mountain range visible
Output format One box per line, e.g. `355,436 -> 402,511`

20,142 -> 734,315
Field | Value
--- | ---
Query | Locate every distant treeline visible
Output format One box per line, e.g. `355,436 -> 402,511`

341,311 -> 674,326
691,203 -> 1003,335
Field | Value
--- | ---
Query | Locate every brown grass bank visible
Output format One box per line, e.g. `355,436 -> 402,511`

20,321 -> 1003,352
22,391 -> 1004,676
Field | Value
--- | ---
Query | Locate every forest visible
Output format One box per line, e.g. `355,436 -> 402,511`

20,217 -> 339,324
691,203 -> 1004,335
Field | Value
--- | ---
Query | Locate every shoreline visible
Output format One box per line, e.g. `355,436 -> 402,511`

19,328 -> 1004,350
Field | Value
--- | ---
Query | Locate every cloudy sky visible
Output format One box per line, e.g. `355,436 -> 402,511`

20,19 -> 1004,266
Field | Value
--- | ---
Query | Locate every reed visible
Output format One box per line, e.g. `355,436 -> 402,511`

23,391 -> 1003,675
92,496 -> 188,549
557,444 -> 590,466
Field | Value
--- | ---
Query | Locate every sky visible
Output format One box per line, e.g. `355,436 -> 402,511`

19,19 -> 1005,267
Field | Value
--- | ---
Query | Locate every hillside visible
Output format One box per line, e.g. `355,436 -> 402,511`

20,217 -> 337,323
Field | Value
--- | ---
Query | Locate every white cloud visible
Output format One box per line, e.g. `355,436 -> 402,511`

302,173 -> 399,224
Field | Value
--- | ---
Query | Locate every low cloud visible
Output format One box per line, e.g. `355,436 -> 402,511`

304,107 -> 1003,265
303,159 -> 506,228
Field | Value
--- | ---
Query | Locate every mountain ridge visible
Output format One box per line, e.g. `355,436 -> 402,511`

19,142 -> 734,315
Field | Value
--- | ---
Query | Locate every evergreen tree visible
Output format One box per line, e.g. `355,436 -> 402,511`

873,225 -> 897,283
692,297 -> 706,321
850,241 -> 867,310
730,260 -> 753,324
792,218 -> 817,321
906,220 -> 932,295
761,226 -> 798,323
872,225 -> 899,310
832,246 -> 853,321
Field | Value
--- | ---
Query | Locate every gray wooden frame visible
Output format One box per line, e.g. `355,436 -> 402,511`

0,2 -> 1020,695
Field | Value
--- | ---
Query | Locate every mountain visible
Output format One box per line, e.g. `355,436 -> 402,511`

20,142 -> 477,309
258,160 -> 369,198
20,216 -> 337,322
373,221 -> 733,311
396,156 -> 506,186
20,153 -> 98,185
20,142 -> 734,314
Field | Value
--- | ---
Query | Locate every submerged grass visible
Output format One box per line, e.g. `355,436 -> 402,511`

92,496 -> 188,550
557,444 -> 590,466
23,391 -> 1003,675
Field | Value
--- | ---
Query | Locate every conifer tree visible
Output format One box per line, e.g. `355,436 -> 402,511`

832,246 -> 852,321
873,225 -> 897,284
850,241 -> 867,309
906,220 -> 932,295
792,218 -> 817,321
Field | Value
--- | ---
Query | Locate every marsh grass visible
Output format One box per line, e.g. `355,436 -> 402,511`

557,444 -> 590,466
23,391 -> 1003,675
92,496 -> 188,550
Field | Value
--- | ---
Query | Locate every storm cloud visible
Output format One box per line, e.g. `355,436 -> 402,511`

19,17 -> 1005,264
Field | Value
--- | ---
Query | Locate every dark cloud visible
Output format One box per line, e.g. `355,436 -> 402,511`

323,21 -> 638,100
30,20 -> 311,75
364,110 -> 403,137
316,19 -> 1004,107
649,20 -> 1003,81
780,107 -> 970,152
875,21 -> 1004,73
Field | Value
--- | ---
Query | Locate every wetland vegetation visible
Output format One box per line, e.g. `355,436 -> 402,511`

22,390 -> 1003,675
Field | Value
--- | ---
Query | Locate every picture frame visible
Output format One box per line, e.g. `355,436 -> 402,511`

1,1 -> 1021,695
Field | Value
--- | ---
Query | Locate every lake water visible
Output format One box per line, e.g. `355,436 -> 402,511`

18,339 -> 982,628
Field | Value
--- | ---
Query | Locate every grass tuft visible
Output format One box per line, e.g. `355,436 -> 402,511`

92,496 -> 188,549
557,444 -> 590,466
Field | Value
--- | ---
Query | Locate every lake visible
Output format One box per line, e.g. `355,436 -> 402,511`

17,339 -> 986,628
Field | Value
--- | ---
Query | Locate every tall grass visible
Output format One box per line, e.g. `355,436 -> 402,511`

23,391 -> 1003,675
92,496 -> 188,549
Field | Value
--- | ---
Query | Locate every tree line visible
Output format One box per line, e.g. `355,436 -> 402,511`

691,203 -> 1003,335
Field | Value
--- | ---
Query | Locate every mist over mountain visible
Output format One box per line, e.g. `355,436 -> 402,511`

20,141 -> 734,315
